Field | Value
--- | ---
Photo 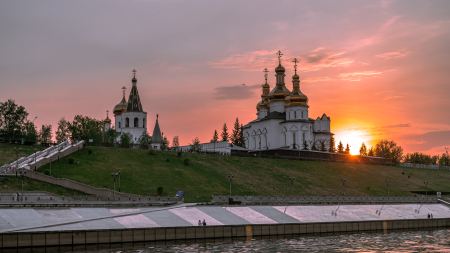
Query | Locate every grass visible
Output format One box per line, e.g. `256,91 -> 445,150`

0,176 -> 84,196
0,143 -> 42,165
36,146 -> 450,202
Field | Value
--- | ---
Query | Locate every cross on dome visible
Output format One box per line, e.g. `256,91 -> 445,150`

292,58 -> 299,75
277,50 -> 283,65
263,68 -> 269,83
132,69 -> 137,78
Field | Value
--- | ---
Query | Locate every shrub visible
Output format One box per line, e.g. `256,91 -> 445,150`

87,149 -> 93,155
44,169 -> 50,175
148,150 -> 156,156
165,158 -> 170,162
183,158 -> 190,166
177,151 -> 182,157
68,158 -> 75,164
156,186 -> 164,196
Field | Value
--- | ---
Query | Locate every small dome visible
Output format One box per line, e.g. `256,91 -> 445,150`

275,64 -> 285,73
113,97 -> 127,115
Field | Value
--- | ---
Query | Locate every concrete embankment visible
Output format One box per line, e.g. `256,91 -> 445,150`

1,218 -> 449,248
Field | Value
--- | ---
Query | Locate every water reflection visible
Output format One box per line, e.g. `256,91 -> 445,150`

7,229 -> 450,253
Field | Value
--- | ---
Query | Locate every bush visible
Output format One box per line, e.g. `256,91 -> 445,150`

148,150 -> 156,156
68,158 -> 75,164
165,158 -> 170,162
183,158 -> 190,166
156,186 -> 164,196
87,149 -> 93,155
177,151 -> 182,157
44,169 -> 50,175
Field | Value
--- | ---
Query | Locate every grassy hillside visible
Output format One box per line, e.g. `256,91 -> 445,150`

0,176 -> 84,196
0,143 -> 41,165
38,146 -> 450,202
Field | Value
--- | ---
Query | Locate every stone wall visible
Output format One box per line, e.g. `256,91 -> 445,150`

1,218 -> 449,248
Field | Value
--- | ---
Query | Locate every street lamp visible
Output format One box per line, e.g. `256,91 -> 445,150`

111,171 -> 121,199
227,174 -> 234,202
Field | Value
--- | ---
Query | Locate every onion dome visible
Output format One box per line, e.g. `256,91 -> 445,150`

104,110 -> 112,123
113,87 -> 128,115
286,59 -> 308,107
269,50 -> 290,100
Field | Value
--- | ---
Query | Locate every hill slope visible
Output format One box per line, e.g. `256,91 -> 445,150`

37,146 -> 450,202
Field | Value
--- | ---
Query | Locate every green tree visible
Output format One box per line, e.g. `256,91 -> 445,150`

172,136 -> 179,148
39,124 -> 52,146
438,148 -> 449,166
119,133 -> 132,148
162,135 -> 169,150
211,130 -> 219,143
221,123 -> 229,142
345,144 -> 350,154
23,121 -> 37,145
0,99 -> 29,142
238,124 -> 245,147
374,139 -> 403,164
231,118 -> 241,145
139,133 -> 151,149
56,118 -> 71,143
404,152 -> 436,165
337,141 -> 344,153
69,115 -> 103,144
191,137 -> 201,152
329,136 -> 336,152
359,143 -> 367,156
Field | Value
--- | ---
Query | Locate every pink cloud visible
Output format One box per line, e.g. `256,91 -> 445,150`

301,47 -> 354,72
376,50 -> 409,60
339,70 -> 383,82
208,50 -> 277,71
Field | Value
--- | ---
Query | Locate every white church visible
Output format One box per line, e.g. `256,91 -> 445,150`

243,51 -> 332,151
112,70 -> 163,149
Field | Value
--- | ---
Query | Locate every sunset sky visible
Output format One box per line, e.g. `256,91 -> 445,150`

1,0 -> 449,154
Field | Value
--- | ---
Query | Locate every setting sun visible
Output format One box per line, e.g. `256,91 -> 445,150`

334,129 -> 372,155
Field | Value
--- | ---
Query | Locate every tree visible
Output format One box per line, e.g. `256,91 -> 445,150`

191,137 -> 201,152
221,123 -> 229,142
231,118 -> 241,145
39,124 -> 52,146
344,144 -> 350,154
404,152 -> 436,165
162,136 -> 169,150
367,147 -> 374,156
56,118 -> 71,143
139,133 -> 151,149
69,115 -> 103,144
119,133 -> 132,148
329,136 -> 336,152
359,143 -> 367,156
0,99 -> 29,142
438,147 -> 449,167
23,121 -> 37,145
172,136 -> 179,148
337,141 -> 344,153
211,130 -> 219,143
238,124 -> 245,147
374,139 -> 403,164
104,128 -> 117,145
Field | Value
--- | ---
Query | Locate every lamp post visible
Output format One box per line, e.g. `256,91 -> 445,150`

228,174 -> 234,201
424,181 -> 429,196
112,171 -> 121,199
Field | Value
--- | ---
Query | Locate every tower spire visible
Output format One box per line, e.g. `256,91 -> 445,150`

131,69 -> 137,84
122,86 -> 126,99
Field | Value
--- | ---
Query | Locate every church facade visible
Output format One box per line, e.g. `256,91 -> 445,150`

113,70 -> 163,148
243,52 -> 332,151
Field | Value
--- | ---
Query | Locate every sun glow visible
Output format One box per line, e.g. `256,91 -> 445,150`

334,129 -> 372,155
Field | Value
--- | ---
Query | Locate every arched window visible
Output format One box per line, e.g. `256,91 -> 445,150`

134,117 -> 138,128
118,122 -> 121,129
143,118 -> 146,128
125,118 -> 129,127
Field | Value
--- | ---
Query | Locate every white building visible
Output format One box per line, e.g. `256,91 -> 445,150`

177,141 -> 246,155
113,70 -> 148,144
243,52 -> 332,151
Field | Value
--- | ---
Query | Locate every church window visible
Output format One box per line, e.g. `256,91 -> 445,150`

118,122 -> 121,128
143,118 -> 146,128
134,117 -> 138,127
292,132 -> 296,149
301,111 -> 304,119
125,118 -> 129,127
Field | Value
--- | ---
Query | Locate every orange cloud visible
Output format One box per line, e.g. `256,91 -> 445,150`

339,70 -> 383,82
376,50 -> 409,60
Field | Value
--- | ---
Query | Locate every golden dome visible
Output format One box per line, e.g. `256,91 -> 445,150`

113,97 -> 127,115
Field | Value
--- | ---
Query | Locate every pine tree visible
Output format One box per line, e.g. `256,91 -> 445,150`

238,124 -> 245,147
221,123 -> 229,142
172,136 -> 179,147
231,118 -> 240,145
345,144 -> 350,154
359,142 -> 367,156
367,147 -> 374,156
56,118 -> 71,143
212,130 -> 219,143
329,136 -> 336,152
337,141 -> 344,153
